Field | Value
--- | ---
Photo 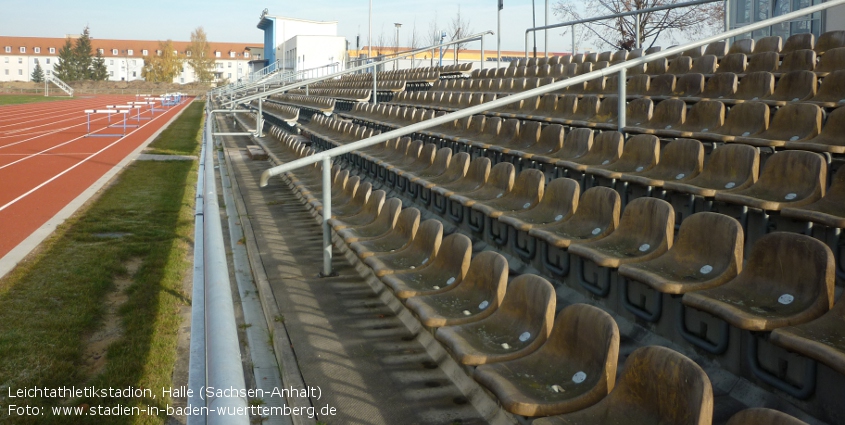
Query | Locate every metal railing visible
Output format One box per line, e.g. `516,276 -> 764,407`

220,31 -> 493,109
213,62 -> 342,101
525,0 -> 723,56
257,0 -> 845,276
45,74 -> 74,97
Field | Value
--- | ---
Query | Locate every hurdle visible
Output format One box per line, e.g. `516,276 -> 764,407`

106,105 -> 142,127
84,109 -> 130,137
147,97 -> 167,112
128,101 -> 156,119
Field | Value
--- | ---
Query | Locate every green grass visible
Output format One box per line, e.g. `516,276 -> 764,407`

0,101 -> 204,424
0,95 -> 73,106
143,101 -> 205,156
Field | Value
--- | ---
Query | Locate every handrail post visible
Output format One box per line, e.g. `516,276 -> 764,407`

480,35 -> 485,70
321,156 -> 334,277
635,13 -> 641,49
256,99 -> 263,137
372,62 -> 378,105
617,67 -> 627,134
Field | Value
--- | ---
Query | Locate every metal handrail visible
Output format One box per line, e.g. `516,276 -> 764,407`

217,62 -> 341,99
256,0 -> 845,276
524,0 -> 722,56
222,31 -> 493,108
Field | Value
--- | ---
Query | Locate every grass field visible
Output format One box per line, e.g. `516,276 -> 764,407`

0,94 -> 73,106
0,101 -> 204,424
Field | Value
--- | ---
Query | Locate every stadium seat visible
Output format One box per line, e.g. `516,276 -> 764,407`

473,304 -> 620,417
746,51 -> 781,74
502,124 -> 565,163
771,295 -> 845,377
349,207 -> 420,259
337,198 -> 402,243
804,69 -> 845,108
718,53 -> 748,74
728,38 -> 755,55
753,36 -> 783,54
625,98 -> 686,134
472,169 -> 545,239
449,162 -> 515,208
619,138 -> 704,196
777,50 -> 817,75
693,72 -> 737,100
532,127 -> 594,166
727,71 -> 775,104
644,74 -> 676,98
815,30 -> 845,55
731,102 -> 822,147
430,157 -> 491,213
381,232 -> 472,299
498,177 -> 581,234
363,219 -> 443,277
328,189 -> 385,229
405,251 -> 508,327
557,131 -> 624,183
533,346 -> 713,425
781,166 -> 845,229
659,100 -> 725,138
435,274 -> 556,365
692,101 -> 769,142
761,70 -> 817,106
726,408 -> 809,425
814,46 -> 845,76
585,134 -> 661,190
782,33 -> 815,55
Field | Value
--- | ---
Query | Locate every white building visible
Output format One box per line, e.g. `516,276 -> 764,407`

256,12 -> 348,74
727,0 -> 845,41
0,35 -> 262,83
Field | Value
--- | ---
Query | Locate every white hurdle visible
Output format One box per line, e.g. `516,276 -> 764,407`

106,105 -> 143,126
84,109 -> 130,137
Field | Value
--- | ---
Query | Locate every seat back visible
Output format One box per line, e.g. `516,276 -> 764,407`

783,33 -> 815,55
505,169 -> 546,209
759,102 -> 822,142
816,30 -> 845,55
487,162 -> 517,193
695,143 -> 760,191
753,150 -> 827,202
497,275 -> 556,345
557,128 -> 594,159
726,408 -> 810,425
653,138 -> 705,180
666,56 -> 693,75
717,53 -> 747,74
780,49 -> 817,73
690,55 -> 718,74
535,124 -> 566,153
815,46 -> 845,74
611,197 -> 675,254
647,98 -> 686,130
668,212 -> 744,279
395,208 -> 422,242
736,71 -> 775,100
408,219 -> 444,260
626,98 -> 654,126
700,73 -> 738,99
728,38 -> 755,55
428,233 -> 473,284
680,100 -> 724,132
715,101 -> 770,137
753,36 -> 783,54
647,74 -> 676,97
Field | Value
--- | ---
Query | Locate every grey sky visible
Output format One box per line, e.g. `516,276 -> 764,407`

1,0 -> 577,52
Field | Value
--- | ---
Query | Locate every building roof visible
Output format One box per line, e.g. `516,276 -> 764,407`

0,36 -> 263,58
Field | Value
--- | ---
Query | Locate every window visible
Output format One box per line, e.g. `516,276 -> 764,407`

46,58 -> 50,64
217,63 -> 223,69
215,51 -> 221,58
228,62 -> 231,68
180,77 -> 184,83
132,71 -> 136,77
128,49 -> 133,56
244,52 -> 250,58
109,60 -> 114,65
112,49 -> 117,55
173,50 -> 177,55
34,47 -> 40,53
18,58 -> 22,64
228,73 -> 232,78
109,71 -> 113,76
131,60 -> 136,65
229,51 -> 235,58
49,47 -> 55,54
19,47 -> 25,53
3,70 -> 7,75
18,69 -> 23,75
46,70 -> 51,75
98,48 -> 104,54
3,57 -> 7,63
186,51 -> 192,57
142,49 -> 148,56
4,46 -> 10,53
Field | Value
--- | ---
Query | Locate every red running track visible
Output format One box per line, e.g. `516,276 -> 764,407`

0,95 -> 193,260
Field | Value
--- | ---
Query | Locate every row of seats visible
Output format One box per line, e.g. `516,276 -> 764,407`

286,88 -> 371,102
268,93 -> 335,115
262,122 -> 834,424
310,78 -> 407,93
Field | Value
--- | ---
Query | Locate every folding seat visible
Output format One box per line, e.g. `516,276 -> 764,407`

502,124 -> 566,163
435,274 -> 556,365
780,166 -> 845,232
625,98 -> 686,134
754,36 -> 783,54
610,49 -> 628,64
656,73 -> 705,100
659,100 -> 725,138
728,38 -> 755,55
784,104 -> 845,153
726,408 -> 810,425
625,74 -> 651,98
328,190 -> 386,229
487,120 -> 542,162
715,150 -> 826,234
620,138 -> 704,198
471,169 -> 545,239
782,33 -> 815,56
571,53 -> 585,64
363,218 -> 443,277
405,251 -> 508,327
724,71 -> 775,104
682,45 -> 705,58
618,212 -> 743,323
814,46 -> 845,76
567,197 -> 674,299
691,101 -> 769,142
473,304 -> 620,417
414,152 -> 471,205
431,157 -> 491,214
337,198 -> 403,243
531,127 -> 594,167
681,232 -> 833,361
815,30 -> 845,55
777,49 -> 817,76
731,102 -> 822,147
329,181 -> 373,217
449,162 -> 515,210
380,232 -> 472,299
533,346 -> 712,425
349,207 -> 420,259
557,131 -> 624,181
643,74 -> 676,98
666,56 -> 693,75
690,55 -> 718,74
717,53 -> 748,74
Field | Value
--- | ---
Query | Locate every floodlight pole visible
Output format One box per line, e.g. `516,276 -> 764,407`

497,0 -> 502,67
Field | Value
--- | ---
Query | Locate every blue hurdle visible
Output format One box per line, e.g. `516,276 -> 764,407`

84,109 -> 129,137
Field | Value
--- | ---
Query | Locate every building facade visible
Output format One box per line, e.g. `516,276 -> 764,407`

256,12 -> 347,74
0,36 -> 263,83
728,0 -> 845,40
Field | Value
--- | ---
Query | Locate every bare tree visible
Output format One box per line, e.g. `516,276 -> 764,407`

553,0 -> 723,51
375,24 -> 388,57
448,6 -> 473,64
408,20 -> 421,65
428,12 -> 441,66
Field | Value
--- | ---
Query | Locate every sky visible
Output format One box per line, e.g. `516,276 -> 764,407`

0,0 -> 579,53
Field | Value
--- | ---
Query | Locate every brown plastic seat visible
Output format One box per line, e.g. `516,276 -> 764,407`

644,74 -> 676,98
694,72 -> 737,101
557,131 -> 624,172
815,30 -> 845,55
337,198 -> 402,243
683,232 -> 834,331
777,49 -> 817,76
533,346 -> 713,425
715,150 -> 827,211
704,41 -> 729,57
623,98 -> 654,126
434,274 -> 556,365
626,74 -> 650,97
814,46 -> 845,76
726,408 -> 809,425
506,124 -> 565,160
626,98 -> 686,134
405,251 -> 508,327
666,56 -> 693,75
498,177 -> 580,232
473,304 -> 620,417
331,181 -> 372,217
619,212 -> 743,295
419,152 -> 471,188
804,69 -> 845,108
586,95 -> 620,129
532,128 -> 594,165
529,186 -> 621,248
349,207 -> 420,258
693,101 -> 769,143
432,157 -> 491,199
771,296 -> 845,377
449,162 -> 515,207
381,233 -> 472,299
728,38 -> 755,55
729,71 -> 775,103
660,100 -> 724,138
364,219 -> 443,277
717,53 -> 747,74
781,166 -> 845,228
488,121 -> 541,157
407,147 -> 452,181
472,168 -> 545,218
646,57 -> 668,75
620,138 -> 704,188
586,134 -> 660,181
690,55 -> 718,74
329,190 -> 386,229
664,143 -> 759,198
561,95 -> 601,125
744,102 -> 824,146
745,51 -> 781,74
761,70 -> 817,106
569,197 -> 674,268
754,36 -> 783,54
783,33 -> 815,55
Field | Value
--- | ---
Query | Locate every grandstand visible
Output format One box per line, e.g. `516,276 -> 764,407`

193,2 -> 845,424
